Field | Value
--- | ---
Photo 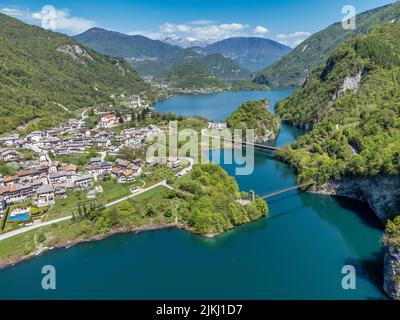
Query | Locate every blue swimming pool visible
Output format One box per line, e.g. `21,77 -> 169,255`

8,213 -> 31,221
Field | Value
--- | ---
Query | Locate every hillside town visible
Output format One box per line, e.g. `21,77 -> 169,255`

0,110 -> 178,223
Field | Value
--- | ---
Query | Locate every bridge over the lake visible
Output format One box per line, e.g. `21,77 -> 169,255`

248,183 -> 314,202
221,138 -> 280,151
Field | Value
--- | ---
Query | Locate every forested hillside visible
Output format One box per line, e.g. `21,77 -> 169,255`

253,2 -> 400,88
276,23 -> 400,185
227,100 -> 279,142
0,13 -> 146,134
160,61 -> 227,90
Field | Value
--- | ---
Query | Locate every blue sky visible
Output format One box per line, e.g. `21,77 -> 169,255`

0,0 -> 396,46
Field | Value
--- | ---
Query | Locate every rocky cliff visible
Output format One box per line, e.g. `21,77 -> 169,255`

384,245 -> 400,299
317,175 -> 400,299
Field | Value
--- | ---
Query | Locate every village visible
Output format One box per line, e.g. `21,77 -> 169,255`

0,105 -> 185,231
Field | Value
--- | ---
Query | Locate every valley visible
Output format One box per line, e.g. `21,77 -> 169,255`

0,0 -> 400,302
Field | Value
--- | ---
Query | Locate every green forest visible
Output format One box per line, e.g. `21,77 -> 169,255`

252,1 -> 400,88
227,100 -> 279,142
0,13 -> 148,134
276,23 -> 400,185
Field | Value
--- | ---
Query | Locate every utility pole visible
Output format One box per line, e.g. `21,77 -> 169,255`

249,190 -> 255,203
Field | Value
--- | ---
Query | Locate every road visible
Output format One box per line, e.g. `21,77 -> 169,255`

105,180 -> 171,207
0,156 -> 194,242
0,216 -> 72,242
80,109 -> 88,124
0,180 -> 170,242
177,157 -> 195,176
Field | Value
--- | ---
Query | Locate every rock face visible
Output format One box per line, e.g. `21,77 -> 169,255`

384,245 -> 400,300
332,70 -> 362,101
57,44 -> 94,64
319,175 -> 400,221
318,175 -> 400,299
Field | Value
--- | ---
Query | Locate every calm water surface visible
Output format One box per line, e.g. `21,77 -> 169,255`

0,90 -> 386,299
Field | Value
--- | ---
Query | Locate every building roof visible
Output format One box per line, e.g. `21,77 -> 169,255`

37,185 -> 54,195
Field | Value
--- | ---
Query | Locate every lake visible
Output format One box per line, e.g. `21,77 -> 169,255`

0,90 -> 386,299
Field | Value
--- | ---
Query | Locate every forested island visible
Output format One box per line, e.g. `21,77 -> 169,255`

227,100 -> 279,142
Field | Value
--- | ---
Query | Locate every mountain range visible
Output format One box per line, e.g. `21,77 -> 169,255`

253,1 -> 400,88
202,37 -> 291,72
75,28 -> 290,85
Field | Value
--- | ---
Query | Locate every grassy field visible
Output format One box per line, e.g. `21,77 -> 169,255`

142,164 -> 177,185
0,185 -> 173,264
46,190 -> 85,220
94,179 -> 134,203
46,179 -> 134,220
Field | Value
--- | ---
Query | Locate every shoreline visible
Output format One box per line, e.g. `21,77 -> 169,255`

0,213 -> 267,271
0,222 -> 193,271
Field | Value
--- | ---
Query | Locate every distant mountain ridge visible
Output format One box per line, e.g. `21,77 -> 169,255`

75,28 -> 250,83
253,2 -> 400,88
203,37 -> 291,72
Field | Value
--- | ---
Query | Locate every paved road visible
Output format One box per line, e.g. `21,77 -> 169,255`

0,156 -> 194,242
0,180 -> 171,242
0,216 -> 72,241
105,180 -> 170,207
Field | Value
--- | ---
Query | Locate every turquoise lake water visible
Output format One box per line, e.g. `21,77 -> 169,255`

0,90 -> 387,300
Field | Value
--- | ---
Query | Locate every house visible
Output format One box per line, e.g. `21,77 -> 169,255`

17,168 -> 41,184
0,196 -> 5,215
146,158 -> 157,167
167,158 -> 181,169
49,171 -> 74,187
85,162 -> 112,176
115,159 -> 131,169
112,168 -> 136,183
3,175 -> 19,186
63,164 -> 77,173
4,184 -> 35,204
93,138 -> 111,148
126,139 -> 143,149
208,122 -> 227,130
0,134 -> 19,147
74,175 -> 93,190
35,185 -> 55,207
0,148 -> 21,162
53,184 -> 67,198
25,131 -> 44,143
98,114 -> 117,128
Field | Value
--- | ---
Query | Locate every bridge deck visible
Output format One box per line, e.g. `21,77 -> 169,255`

260,183 -> 314,199
222,138 -> 280,151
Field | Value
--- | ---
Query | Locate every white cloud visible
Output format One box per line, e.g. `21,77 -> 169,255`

156,22 -> 254,44
293,38 -> 307,46
219,23 -> 248,31
254,26 -> 269,35
0,7 -> 26,17
128,30 -> 163,39
276,31 -> 311,39
275,31 -> 311,47
188,20 -> 216,25
0,6 -> 96,34
32,8 -> 96,34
